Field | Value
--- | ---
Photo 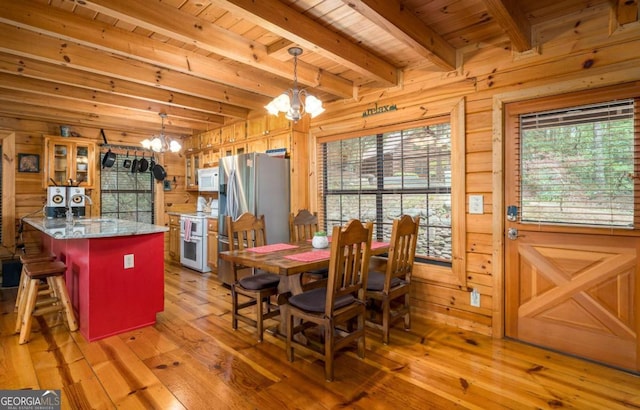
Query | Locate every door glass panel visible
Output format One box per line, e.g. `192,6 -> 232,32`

53,144 -> 68,185
519,99 -> 635,228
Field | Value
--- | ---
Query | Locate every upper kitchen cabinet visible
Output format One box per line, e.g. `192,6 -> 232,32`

246,114 -> 291,139
220,122 -> 246,144
44,136 -> 96,189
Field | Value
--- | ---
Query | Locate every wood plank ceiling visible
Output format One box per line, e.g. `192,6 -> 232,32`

0,0 -> 629,138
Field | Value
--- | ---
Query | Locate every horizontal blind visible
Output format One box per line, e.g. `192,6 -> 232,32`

519,99 -> 636,227
318,122 -> 452,261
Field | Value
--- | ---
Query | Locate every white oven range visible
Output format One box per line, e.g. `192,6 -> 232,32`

180,213 -> 211,273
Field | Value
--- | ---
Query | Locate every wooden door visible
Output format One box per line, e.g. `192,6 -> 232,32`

505,231 -> 638,371
504,85 -> 639,373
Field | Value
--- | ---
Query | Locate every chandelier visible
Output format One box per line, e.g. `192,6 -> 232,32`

265,47 -> 325,122
141,113 -> 182,153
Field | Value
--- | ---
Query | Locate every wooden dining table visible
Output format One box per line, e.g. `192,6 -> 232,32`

218,239 -> 390,337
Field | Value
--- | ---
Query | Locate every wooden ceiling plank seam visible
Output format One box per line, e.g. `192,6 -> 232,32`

74,0 -> 354,98
0,0 -> 296,100
338,0 -> 457,71
0,52 -> 246,120
209,0 -> 398,86
481,0 -> 533,52
0,22 -> 264,113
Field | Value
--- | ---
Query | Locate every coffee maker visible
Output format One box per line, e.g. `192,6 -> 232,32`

45,186 -> 87,219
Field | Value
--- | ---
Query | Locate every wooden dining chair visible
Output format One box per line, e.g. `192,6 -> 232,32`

227,212 -> 281,342
289,209 -> 329,287
285,219 -> 373,381
365,215 -> 420,344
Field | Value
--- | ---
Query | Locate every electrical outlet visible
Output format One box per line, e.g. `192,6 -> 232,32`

124,254 -> 134,269
470,288 -> 481,307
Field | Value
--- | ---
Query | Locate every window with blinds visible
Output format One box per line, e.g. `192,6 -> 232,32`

100,150 -> 155,224
318,121 -> 452,262
518,99 -> 636,227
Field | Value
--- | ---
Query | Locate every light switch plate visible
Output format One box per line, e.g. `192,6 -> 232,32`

124,254 -> 134,269
469,195 -> 484,214
470,288 -> 481,307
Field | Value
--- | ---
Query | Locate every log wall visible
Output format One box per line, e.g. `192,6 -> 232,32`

1,6 -> 639,336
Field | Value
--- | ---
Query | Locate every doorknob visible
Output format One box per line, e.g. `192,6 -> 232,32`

508,228 -> 518,240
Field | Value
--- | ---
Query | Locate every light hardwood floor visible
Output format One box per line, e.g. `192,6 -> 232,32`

1,263 -> 638,409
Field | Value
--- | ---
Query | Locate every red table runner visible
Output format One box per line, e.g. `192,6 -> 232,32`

284,249 -> 331,262
247,243 -> 300,253
371,241 -> 389,249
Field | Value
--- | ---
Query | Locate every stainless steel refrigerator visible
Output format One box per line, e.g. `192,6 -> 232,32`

217,152 -> 290,285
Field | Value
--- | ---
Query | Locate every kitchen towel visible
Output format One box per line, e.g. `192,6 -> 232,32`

247,243 -> 299,253
184,219 -> 192,242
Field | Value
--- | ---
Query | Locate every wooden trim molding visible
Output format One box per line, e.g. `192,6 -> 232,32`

1,130 -> 16,254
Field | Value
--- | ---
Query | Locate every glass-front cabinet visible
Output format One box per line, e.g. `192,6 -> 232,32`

185,150 -> 201,191
44,136 -> 96,188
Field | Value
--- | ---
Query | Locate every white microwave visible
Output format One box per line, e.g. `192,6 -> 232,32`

197,168 -> 219,192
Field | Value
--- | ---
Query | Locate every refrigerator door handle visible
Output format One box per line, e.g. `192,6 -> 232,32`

227,168 -> 239,221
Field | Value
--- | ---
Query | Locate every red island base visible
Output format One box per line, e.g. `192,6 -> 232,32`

41,232 -> 165,342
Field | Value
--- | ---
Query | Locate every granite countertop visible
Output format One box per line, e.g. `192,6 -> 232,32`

24,217 -> 169,240
173,212 -> 218,219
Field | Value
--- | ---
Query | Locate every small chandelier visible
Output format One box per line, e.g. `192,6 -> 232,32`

265,47 -> 325,122
141,113 -> 181,153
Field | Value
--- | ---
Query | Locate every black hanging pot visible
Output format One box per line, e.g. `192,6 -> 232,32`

123,151 -> 132,168
138,153 -> 149,173
152,161 -> 167,181
131,152 -> 139,174
100,129 -> 116,169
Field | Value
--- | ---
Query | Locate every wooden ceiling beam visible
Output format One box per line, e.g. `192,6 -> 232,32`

0,100 -> 193,136
0,0 -> 292,100
338,0 -> 456,71
0,88 -> 203,132
0,22 -> 262,114
73,0 -> 355,99
481,0 -> 532,52
0,73 -> 224,126
0,53 -> 246,120
209,0 -> 399,85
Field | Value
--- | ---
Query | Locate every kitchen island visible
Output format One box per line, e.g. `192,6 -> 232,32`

24,217 -> 168,342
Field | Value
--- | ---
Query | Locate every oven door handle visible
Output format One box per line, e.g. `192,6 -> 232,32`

180,234 -> 202,243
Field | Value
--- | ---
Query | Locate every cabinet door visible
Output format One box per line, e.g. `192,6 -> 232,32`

169,216 -> 180,261
268,132 -> 290,152
267,113 -> 291,134
247,138 -> 268,154
185,152 -> 201,190
247,116 -> 267,139
207,219 -> 218,268
50,142 -> 71,186
74,142 -> 94,187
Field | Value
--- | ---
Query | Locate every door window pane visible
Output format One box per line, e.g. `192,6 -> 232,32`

519,99 -> 635,227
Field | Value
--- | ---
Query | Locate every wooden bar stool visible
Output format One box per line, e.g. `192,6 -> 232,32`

17,260 -> 77,344
14,252 -> 56,313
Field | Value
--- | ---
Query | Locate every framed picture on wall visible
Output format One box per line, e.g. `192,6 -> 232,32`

18,154 -> 40,173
